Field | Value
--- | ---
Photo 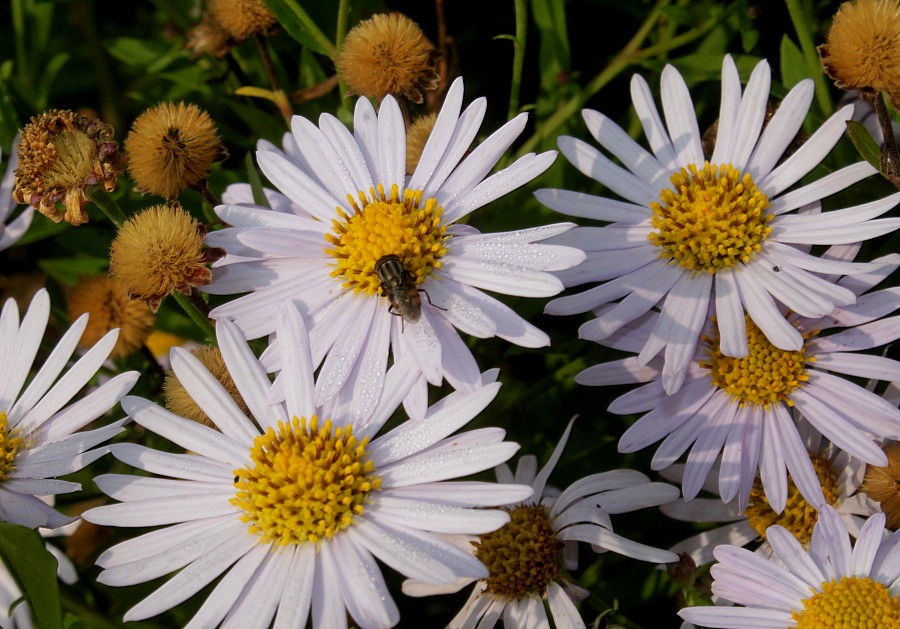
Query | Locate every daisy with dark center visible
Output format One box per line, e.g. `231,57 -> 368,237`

538,55 -> 900,393
13,109 -> 122,226
403,420 -> 679,628
204,77 -> 582,419
0,289 -> 138,528
661,427 -> 879,567
0,136 -> 34,253
82,302 -> 531,628
576,250 -> 900,513
679,505 -> 900,628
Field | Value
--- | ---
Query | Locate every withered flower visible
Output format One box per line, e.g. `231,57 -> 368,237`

860,441 -> 900,530
209,0 -> 277,43
337,13 -> 440,104
109,204 -> 224,312
185,11 -> 234,59
13,109 -> 122,226
819,0 -> 900,104
67,274 -> 155,360
163,345 -> 249,429
125,101 -> 227,201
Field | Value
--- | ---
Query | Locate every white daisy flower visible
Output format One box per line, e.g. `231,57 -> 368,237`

82,302 -> 532,628
402,419 -> 679,628
576,252 -> 900,513
679,505 -> 900,628
538,54 -> 900,393
203,76 -> 585,420
1,136 -> 34,253
661,427 -> 880,567
0,288 -> 138,529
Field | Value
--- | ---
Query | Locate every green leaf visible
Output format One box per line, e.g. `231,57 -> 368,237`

33,52 -> 70,111
779,35 -> 808,89
245,151 -> 270,208
846,120 -> 883,171
0,523 -> 62,629
263,0 -> 334,58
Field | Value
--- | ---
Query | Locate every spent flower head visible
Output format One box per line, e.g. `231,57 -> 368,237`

819,0 -> 900,104
67,274 -> 156,360
109,204 -> 224,312
125,101 -> 227,201
209,0 -> 276,42
13,109 -> 122,226
163,345 -> 249,429
337,12 -> 440,104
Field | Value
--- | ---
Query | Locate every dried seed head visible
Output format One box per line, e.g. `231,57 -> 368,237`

67,274 -> 155,360
13,109 -> 122,226
163,346 -> 249,429
185,11 -> 234,59
337,13 -> 440,104
209,0 -> 277,43
125,102 -> 227,201
406,112 -> 437,175
109,204 -> 224,312
819,0 -> 900,103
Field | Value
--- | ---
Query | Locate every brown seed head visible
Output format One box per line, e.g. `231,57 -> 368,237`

860,441 -> 900,530
185,11 -> 234,59
163,346 -> 249,429
109,204 -> 225,312
337,13 -> 440,104
67,274 -> 155,360
125,102 -> 227,201
210,0 -> 277,42
13,109 -> 122,226
819,0 -> 900,103
406,112 -> 437,175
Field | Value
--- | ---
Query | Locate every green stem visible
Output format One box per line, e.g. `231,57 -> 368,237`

785,0 -> 832,117
172,290 -> 217,345
335,0 -> 351,108
514,0 -> 670,157
508,0 -> 528,120
255,34 -> 293,125
86,186 -> 127,227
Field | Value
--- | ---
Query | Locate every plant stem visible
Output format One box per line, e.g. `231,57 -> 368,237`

874,91 -> 900,179
508,0 -> 528,121
255,34 -> 293,125
335,0 -> 351,107
785,0 -> 832,118
172,290 -> 217,345
86,186 -> 127,228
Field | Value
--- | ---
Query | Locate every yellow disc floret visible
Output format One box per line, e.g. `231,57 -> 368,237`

0,412 -> 24,482
231,416 -> 380,546
324,185 -> 448,295
792,575 -> 900,628
744,454 -> 839,546
473,504 -> 564,601
702,315 -> 812,408
648,162 -> 773,273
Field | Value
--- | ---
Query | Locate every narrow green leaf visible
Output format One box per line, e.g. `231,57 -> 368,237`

846,120 -> 883,171
262,0 -> 334,58
779,35 -> 808,89
0,523 -> 62,629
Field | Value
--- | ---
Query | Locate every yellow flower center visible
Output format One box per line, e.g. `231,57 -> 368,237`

46,130 -> 97,190
648,162 -> 773,273
324,185 -> 448,295
231,416 -> 380,546
792,575 -> 900,628
473,504 -> 564,601
744,455 -> 839,546
0,412 -> 24,483
701,315 -> 813,408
